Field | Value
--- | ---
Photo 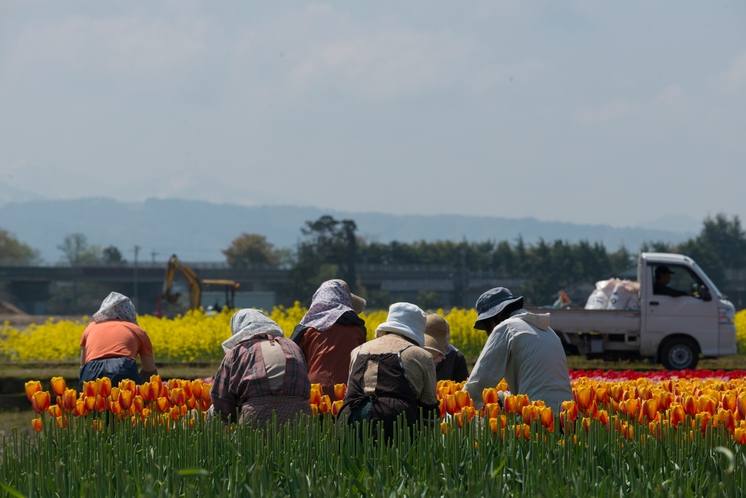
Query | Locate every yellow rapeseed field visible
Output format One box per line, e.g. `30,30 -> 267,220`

736,309 -> 746,353
0,304 -> 489,362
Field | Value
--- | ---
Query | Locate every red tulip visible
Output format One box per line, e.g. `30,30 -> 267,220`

119,390 -> 133,410
83,381 -> 98,398
31,418 -> 42,432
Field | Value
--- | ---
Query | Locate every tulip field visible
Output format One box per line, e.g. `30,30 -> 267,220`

1,369 -> 745,497
1,307 -> 745,496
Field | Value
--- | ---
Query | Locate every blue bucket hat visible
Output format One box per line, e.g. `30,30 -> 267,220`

474,287 -> 524,330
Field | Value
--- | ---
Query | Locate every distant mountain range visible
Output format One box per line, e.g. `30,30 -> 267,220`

0,198 -> 697,263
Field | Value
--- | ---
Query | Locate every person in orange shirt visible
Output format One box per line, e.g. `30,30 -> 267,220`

78,292 -> 158,391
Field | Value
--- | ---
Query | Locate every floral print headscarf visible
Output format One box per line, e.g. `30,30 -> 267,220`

92,292 -> 138,325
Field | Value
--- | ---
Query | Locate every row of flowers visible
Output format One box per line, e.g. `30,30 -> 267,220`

308,375 -> 746,445
26,375 -> 213,431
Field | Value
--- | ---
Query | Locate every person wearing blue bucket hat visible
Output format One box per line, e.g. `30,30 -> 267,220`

463,287 -> 573,412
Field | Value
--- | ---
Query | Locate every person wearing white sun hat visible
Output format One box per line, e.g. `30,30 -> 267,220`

339,302 -> 439,439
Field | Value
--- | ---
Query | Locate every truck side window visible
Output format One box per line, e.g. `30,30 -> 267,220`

652,264 -> 703,298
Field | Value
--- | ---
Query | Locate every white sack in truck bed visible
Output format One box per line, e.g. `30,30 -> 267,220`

585,279 -> 640,310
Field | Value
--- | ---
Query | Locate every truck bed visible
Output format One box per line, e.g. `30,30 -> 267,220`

526,307 -> 641,335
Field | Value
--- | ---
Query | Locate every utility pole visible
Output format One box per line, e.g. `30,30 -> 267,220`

133,245 -> 141,306
151,250 -> 159,264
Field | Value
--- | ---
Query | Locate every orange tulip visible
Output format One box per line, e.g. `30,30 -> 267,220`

485,403 -> 501,419
648,421 -> 660,438
482,388 -> 498,406
181,381 -> 192,399
55,416 -> 68,428
319,395 -> 332,414
561,400 -> 578,422
150,375 -> 163,396
310,383 -> 323,396
454,412 -> 464,428
721,392 -> 737,412
621,422 -> 633,440
202,386 -> 212,403
31,391 -> 51,414
119,390 -> 133,410
522,405 -> 539,425
110,387 -> 121,403
48,404 -> 62,417
575,386 -> 594,413
92,419 -> 103,432
170,406 -> 180,421
461,406 -> 477,423
737,393 -> 746,420
110,401 -> 123,415
581,417 -> 591,432
187,397 -> 198,410
441,421 -> 450,435
697,395 -> 716,415
119,379 -> 135,392
169,388 -> 185,407
50,376 -> 66,396
539,407 -> 554,431
61,389 -> 77,411
73,399 -> 88,417
191,380 -> 203,400
83,381 -> 98,398
595,409 -> 610,429
642,399 -> 659,422
670,404 -> 686,427
445,394 -> 458,414
85,396 -> 97,411
133,395 -> 145,413
168,379 -> 179,390
734,427 -> 746,445
516,423 -> 531,440
331,400 -> 344,417
624,399 -> 639,419
334,384 -> 347,400
156,397 -> 170,412
140,382 -> 155,401
97,377 -> 112,397
683,395 -> 697,416
309,388 -> 321,406
454,391 -> 470,410
595,387 -> 608,404
490,415 -> 507,434
496,379 -> 509,392
503,395 -> 518,415
25,380 -> 42,401
31,417 -> 43,431
141,408 -> 152,420
310,404 -> 319,416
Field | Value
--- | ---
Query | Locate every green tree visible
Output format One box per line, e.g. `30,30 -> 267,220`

0,228 -> 39,264
102,246 -> 126,264
57,233 -> 102,266
288,215 -> 359,303
223,233 -> 281,268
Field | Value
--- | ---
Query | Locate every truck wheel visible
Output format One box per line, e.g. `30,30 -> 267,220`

660,338 -> 699,370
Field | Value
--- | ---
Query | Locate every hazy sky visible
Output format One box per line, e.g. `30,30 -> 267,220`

1,1 -> 744,229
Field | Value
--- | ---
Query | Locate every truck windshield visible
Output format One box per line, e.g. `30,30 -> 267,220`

692,261 -> 723,299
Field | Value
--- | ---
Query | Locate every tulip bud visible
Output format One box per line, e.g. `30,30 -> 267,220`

25,381 -> 42,401
32,391 -> 51,414
50,377 -> 66,396
31,418 -> 43,432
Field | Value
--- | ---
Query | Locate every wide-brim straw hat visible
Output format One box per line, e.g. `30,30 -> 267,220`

424,314 -> 448,356
375,303 -> 426,347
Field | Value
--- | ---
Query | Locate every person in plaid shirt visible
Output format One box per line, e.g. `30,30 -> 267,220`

209,309 -> 312,426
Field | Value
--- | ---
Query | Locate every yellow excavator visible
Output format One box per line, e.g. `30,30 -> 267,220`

161,255 -> 241,314
162,254 -> 202,311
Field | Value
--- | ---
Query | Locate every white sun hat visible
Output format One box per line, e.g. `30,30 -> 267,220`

375,302 -> 427,347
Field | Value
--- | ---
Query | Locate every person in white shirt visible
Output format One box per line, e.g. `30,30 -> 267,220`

463,287 -> 573,412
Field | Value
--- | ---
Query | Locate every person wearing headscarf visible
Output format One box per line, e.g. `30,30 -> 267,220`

423,314 -> 469,382
291,280 -> 367,397
339,303 -> 439,439
78,292 -> 157,391
210,309 -> 312,426
463,287 -> 573,412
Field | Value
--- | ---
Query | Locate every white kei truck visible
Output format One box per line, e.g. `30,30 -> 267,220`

533,253 -> 738,370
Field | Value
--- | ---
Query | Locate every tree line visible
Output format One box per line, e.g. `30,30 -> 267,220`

1,213 -> 744,309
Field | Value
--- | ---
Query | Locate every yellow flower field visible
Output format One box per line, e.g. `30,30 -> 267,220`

0,304 -> 491,362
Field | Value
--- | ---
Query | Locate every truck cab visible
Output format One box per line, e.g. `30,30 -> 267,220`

638,252 -> 737,368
